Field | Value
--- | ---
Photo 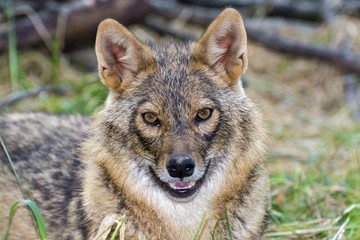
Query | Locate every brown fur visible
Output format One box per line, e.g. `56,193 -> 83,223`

0,8 -> 269,239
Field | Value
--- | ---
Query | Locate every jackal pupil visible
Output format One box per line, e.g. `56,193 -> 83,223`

196,108 -> 212,122
143,112 -> 160,126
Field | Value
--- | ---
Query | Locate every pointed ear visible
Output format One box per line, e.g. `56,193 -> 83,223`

95,19 -> 154,91
192,8 -> 248,84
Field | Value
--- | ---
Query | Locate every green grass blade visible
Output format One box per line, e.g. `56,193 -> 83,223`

0,136 -> 40,238
0,136 -> 26,200
211,216 -> 225,239
224,205 -> 232,240
3,201 -> 20,240
333,203 -> 360,225
22,200 -> 47,240
50,37 -> 60,84
193,211 -> 207,240
2,1 -> 19,91
332,216 -> 350,240
110,219 -> 124,240
3,200 -> 47,240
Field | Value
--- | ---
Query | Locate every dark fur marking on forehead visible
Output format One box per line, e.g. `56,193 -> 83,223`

170,110 -> 188,132
147,41 -> 194,89
163,93 -> 189,131
190,69 -> 216,87
149,40 -> 194,62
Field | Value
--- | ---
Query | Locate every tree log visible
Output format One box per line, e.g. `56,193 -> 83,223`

0,0 -> 149,51
179,0 -> 360,21
148,0 -> 360,74
244,22 -> 360,74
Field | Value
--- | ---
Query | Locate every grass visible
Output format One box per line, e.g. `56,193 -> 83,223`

1,136 -> 46,240
1,9 -> 360,240
0,49 -> 107,114
1,135 -> 124,240
3,200 -> 47,240
2,1 -> 19,91
0,3 -> 46,239
109,219 -> 124,240
265,122 -> 360,239
224,205 -> 233,240
1,48 -> 360,240
193,211 -> 207,240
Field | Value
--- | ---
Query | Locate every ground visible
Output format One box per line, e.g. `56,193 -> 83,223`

0,19 -> 359,239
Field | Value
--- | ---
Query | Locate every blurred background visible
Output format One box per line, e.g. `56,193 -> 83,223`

0,0 -> 359,239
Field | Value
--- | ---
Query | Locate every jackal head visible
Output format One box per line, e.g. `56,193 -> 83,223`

94,9 -> 253,201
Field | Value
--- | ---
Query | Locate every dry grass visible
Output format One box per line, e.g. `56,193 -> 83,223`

0,16 -> 359,239
244,20 -> 360,238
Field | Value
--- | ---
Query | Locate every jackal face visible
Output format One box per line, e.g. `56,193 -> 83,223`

95,9 -> 249,201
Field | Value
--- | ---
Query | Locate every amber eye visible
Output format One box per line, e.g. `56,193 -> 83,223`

142,112 -> 160,126
196,108 -> 212,122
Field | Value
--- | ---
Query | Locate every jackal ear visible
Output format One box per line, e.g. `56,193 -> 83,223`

192,8 -> 248,84
95,19 -> 154,91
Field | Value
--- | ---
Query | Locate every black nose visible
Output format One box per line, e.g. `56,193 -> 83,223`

166,155 -> 195,178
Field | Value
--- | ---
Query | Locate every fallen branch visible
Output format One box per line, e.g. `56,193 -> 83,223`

0,85 -> 68,109
244,22 -> 360,74
180,0 -> 321,21
179,0 -> 360,21
0,0 -> 149,51
148,0 -> 360,74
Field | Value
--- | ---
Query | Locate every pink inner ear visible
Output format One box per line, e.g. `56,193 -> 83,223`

218,37 -> 233,49
212,28 -> 238,68
111,44 -> 126,61
105,40 -> 127,75
212,37 -> 233,67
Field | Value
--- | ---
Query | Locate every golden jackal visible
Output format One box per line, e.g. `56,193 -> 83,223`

0,8 -> 269,239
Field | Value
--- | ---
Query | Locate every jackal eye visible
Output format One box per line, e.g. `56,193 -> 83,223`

142,112 -> 160,126
196,108 -> 212,122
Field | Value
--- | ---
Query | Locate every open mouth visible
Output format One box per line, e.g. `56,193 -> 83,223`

149,161 -> 211,200
167,180 -> 198,199
169,181 -> 196,190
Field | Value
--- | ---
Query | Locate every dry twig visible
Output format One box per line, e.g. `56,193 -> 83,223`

0,85 -> 68,109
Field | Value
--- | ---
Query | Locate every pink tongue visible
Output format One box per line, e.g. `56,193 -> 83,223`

174,182 -> 190,188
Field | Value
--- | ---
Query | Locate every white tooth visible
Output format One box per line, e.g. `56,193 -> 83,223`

168,181 -> 196,190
